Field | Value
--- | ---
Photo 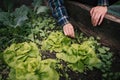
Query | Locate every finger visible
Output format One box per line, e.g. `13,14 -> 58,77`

63,26 -> 68,36
71,28 -> 75,38
63,29 -> 67,36
68,27 -> 74,38
72,30 -> 75,37
94,13 -> 101,26
67,27 -> 71,37
90,8 -> 96,26
91,13 -> 94,26
90,8 -> 94,16
65,26 -> 73,37
91,11 -> 97,26
66,29 -> 70,36
98,14 -> 105,25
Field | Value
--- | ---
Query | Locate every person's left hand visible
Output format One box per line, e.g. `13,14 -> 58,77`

90,6 -> 107,26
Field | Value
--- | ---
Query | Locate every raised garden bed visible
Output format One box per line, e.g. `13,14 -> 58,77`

0,0 -> 120,80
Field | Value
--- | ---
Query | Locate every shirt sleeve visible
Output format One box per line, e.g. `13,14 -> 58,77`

98,0 -> 109,6
48,0 -> 69,26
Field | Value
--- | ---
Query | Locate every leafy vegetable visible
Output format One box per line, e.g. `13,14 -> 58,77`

32,0 -> 48,14
3,42 -> 59,80
41,31 -> 102,72
41,31 -> 71,52
0,5 -> 29,27
38,59 -> 59,80
12,5 -> 30,27
3,42 -> 41,68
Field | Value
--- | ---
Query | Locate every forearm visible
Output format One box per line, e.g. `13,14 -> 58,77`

48,0 -> 69,26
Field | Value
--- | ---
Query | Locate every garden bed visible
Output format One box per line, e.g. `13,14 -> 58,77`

0,0 -> 120,80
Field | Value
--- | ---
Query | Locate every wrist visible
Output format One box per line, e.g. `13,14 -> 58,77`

63,22 -> 73,28
62,21 -> 70,27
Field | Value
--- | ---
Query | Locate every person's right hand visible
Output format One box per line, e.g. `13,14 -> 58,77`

90,6 -> 107,26
63,23 -> 75,38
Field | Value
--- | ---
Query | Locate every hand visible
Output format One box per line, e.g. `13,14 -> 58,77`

90,6 -> 107,26
63,23 -> 75,38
